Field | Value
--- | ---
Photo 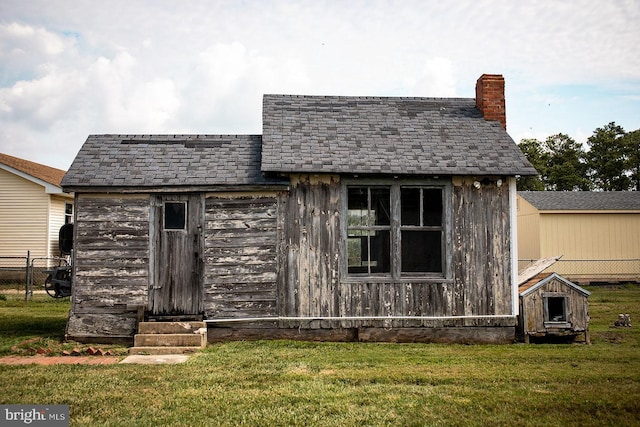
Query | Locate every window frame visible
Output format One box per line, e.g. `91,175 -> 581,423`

345,186 -> 392,275
163,201 -> 188,231
64,202 -> 74,225
543,293 -> 570,326
341,178 -> 452,282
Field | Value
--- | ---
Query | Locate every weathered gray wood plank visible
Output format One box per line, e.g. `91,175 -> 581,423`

203,196 -> 279,319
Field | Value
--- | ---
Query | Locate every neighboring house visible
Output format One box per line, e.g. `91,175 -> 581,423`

517,191 -> 640,283
0,153 -> 73,258
62,74 -> 537,344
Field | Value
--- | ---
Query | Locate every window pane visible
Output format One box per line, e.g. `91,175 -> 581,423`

347,187 -> 368,227
370,188 -> 390,226
370,230 -> 390,273
401,188 -> 421,225
164,202 -> 186,230
401,230 -> 442,273
347,230 -> 391,274
423,189 -> 442,226
347,235 -> 367,273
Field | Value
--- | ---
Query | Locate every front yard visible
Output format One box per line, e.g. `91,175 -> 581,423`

0,286 -> 638,426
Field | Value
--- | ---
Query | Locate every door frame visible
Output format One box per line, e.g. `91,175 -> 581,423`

148,193 -> 205,318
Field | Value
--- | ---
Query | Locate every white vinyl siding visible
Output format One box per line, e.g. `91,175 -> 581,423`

49,196 -> 69,257
0,168 -> 72,258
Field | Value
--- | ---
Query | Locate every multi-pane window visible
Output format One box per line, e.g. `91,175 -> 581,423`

346,183 -> 446,278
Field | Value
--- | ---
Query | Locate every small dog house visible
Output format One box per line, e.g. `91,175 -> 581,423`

518,272 -> 591,343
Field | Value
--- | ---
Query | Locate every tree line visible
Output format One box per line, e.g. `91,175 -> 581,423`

516,122 -> 640,191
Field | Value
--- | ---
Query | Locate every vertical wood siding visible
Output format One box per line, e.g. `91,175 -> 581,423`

67,194 -> 150,338
453,180 -> 512,316
277,175 -> 342,320
277,175 -> 514,329
67,176 -> 516,340
203,195 -> 279,318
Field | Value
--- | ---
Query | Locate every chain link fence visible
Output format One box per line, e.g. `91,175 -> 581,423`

518,258 -> 640,285
5,253 -> 638,298
0,253 -> 70,299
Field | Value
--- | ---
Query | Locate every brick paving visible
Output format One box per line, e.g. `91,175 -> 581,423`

0,355 -> 121,365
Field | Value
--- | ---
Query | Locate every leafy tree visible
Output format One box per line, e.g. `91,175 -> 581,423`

586,122 -> 629,191
516,139 -> 546,191
542,133 -> 591,191
517,134 -> 589,191
517,123 -> 637,192
623,129 -> 640,191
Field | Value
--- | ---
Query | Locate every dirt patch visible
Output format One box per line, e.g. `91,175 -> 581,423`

0,355 -> 121,365
595,330 -> 628,344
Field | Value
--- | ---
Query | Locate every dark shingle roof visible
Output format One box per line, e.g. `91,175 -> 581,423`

0,152 -> 66,187
62,135 -> 283,189
519,191 -> 640,211
261,95 -> 537,176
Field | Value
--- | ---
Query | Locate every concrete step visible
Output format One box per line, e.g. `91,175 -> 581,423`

138,321 -> 206,335
134,333 -> 205,348
130,321 -> 208,355
128,346 -> 203,355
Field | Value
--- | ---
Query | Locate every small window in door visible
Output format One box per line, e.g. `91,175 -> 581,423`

164,202 -> 187,230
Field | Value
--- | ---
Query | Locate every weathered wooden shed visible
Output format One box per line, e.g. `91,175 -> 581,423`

62,74 -> 538,344
518,272 -> 591,343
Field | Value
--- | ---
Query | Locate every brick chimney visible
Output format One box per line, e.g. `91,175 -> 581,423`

475,74 -> 506,130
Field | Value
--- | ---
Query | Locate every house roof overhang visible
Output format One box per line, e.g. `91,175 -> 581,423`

0,163 -> 70,196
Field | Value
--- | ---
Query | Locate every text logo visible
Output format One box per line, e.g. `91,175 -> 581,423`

1,405 -> 69,426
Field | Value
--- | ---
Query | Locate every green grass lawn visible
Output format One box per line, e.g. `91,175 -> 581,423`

1,286 -> 639,427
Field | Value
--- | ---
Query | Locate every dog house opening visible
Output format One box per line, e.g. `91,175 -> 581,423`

546,296 -> 567,322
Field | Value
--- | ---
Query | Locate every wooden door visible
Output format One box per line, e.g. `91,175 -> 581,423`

150,194 -> 204,317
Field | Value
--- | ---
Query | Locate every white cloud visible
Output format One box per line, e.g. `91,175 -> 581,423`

178,41 -> 311,133
407,57 -> 457,97
0,22 -> 77,85
0,66 -> 83,128
0,0 -> 638,170
0,22 -> 66,56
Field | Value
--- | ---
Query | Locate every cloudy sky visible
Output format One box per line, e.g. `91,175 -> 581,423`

1,0 -> 639,170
